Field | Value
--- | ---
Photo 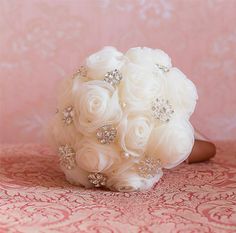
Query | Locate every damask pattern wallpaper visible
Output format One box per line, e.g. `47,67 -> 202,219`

0,0 -> 236,143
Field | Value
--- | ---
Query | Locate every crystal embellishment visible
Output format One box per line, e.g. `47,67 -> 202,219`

96,125 -> 117,144
121,151 -> 130,158
72,66 -> 87,79
88,172 -> 107,187
62,106 -> 74,125
104,69 -> 123,86
156,63 -> 170,72
137,157 -> 162,178
58,145 -> 76,170
151,98 -> 174,122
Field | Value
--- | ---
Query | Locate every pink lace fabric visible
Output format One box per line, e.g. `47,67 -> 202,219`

0,142 -> 235,232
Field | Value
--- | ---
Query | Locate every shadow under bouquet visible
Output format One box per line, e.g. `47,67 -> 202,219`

48,46 -> 198,192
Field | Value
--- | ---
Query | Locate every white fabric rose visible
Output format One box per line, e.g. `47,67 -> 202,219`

119,63 -> 164,112
62,165 -> 93,188
46,77 -> 83,149
147,117 -> 194,169
118,114 -> 153,157
86,46 -> 124,80
73,80 -> 122,135
76,138 -> 120,173
164,67 -> 198,117
46,113 -> 82,150
107,169 -> 163,192
125,47 -> 172,69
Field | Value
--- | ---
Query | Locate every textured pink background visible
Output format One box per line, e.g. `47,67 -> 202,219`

0,0 -> 236,144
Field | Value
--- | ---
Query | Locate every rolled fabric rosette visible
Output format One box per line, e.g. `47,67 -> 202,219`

48,46 -> 198,192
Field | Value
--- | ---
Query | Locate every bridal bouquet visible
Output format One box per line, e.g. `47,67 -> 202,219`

48,46 -> 198,192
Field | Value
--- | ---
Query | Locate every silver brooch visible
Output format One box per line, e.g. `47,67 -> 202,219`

62,106 -> 74,125
151,98 -> 174,122
88,172 -> 107,187
58,145 -> 76,170
72,66 -> 87,79
104,69 -> 123,87
137,157 -> 162,178
96,125 -> 117,144
156,64 -> 170,72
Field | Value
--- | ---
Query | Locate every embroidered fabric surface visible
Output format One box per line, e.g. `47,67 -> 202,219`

0,142 -> 235,232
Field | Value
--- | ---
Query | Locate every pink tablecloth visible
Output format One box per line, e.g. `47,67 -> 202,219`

0,142 -> 236,233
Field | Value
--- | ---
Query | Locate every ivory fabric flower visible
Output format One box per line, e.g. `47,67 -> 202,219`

62,165 -> 93,188
86,46 -> 125,80
73,80 -> 122,135
118,114 -> 154,157
46,78 -> 82,149
164,67 -> 198,117
125,47 -> 172,70
47,113 -> 82,149
48,46 -> 198,192
119,63 -> 164,112
147,117 -> 195,169
76,138 -> 120,173
107,169 -> 163,192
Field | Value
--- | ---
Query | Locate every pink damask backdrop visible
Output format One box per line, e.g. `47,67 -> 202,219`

0,142 -> 235,232
0,0 -> 236,144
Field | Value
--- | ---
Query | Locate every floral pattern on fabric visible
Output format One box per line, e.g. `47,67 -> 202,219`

0,142 -> 235,232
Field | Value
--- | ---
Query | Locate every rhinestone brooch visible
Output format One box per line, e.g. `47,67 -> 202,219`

72,66 -> 87,79
151,98 -> 174,122
156,64 -> 170,72
58,145 -> 76,170
137,157 -> 162,179
104,69 -> 123,86
88,172 -> 107,187
62,106 -> 74,125
96,125 -> 117,144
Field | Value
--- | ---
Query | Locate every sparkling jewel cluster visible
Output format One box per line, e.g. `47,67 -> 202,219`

137,157 -> 162,179
49,46 -> 198,192
96,125 -> 117,144
151,98 -> 174,122
88,173 -> 107,187
62,106 -> 74,125
104,69 -> 123,86
58,144 -> 76,170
